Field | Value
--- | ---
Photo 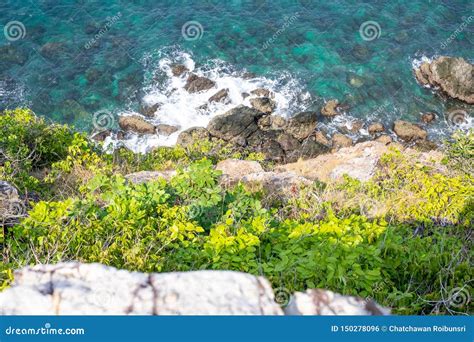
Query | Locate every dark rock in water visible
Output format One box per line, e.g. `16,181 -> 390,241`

250,88 -> 272,98
241,92 -> 250,99
352,44 -> 371,61
40,42 -> 69,60
85,68 -> 102,84
184,74 -> 216,93
287,111 -> 318,140
250,97 -> 275,114
0,45 -> 28,66
140,103 -> 160,117
332,133 -> 353,151
321,100 -> 340,117
208,89 -> 229,103
413,56 -> 473,104
119,115 -> 155,134
393,120 -> 427,142
207,106 -> 264,144
421,112 -> 436,124
171,64 -> 189,77
177,127 -> 210,147
368,122 -> 385,135
340,120 -> 363,134
156,124 -> 179,136
242,72 -> 256,79
84,22 -> 100,35
91,130 -> 112,142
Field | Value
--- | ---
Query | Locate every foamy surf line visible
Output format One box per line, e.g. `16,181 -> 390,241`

104,49 -> 311,153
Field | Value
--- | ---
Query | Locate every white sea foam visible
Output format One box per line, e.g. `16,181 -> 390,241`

107,49 -> 311,153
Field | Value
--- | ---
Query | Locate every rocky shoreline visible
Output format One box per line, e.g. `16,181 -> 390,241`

94,55 -> 472,162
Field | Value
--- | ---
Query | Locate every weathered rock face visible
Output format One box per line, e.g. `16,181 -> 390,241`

184,74 -> 216,93
332,133 -> 353,150
250,97 -> 276,114
286,112 -> 318,141
207,106 -> 264,145
277,141 -> 391,183
0,263 -> 282,315
125,170 -> 177,185
368,122 -> 385,135
119,116 -> 156,135
421,112 -> 436,124
250,88 -> 272,98
0,263 -> 390,315
208,88 -> 229,103
216,159 -> 264,186
176,127 -> 210,148
413,56 -> 474,104
393,120 -> 427,142
285,289 -> 390,316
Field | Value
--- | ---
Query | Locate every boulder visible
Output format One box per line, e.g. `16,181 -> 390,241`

285,289 -> 390,315
413,57 -> 474,104
208,89 -> 229,103
258,115 -> 287,131
321,100 -> 340,117
246,130 -> 286,162
250,97 -> 276,114
207,106 -> 264,145
118,116 -> 156,135
393,120 -> 427,142
340,120 -> 363,134
286,112 -> 318,141
0,181 -> 25,226
277,141 -> 392,183
332,133 -> 353,150
368,122 -> 385,135
176,127 -> 210,148
156,124 -> 179,136
125,170 -> 176,185
0,263 -> 283,315
171,64 -> 188,77
184,74 -> 216,93
216,159 -> 264,186
421,112 -> 436,124
375,135 -> 393,145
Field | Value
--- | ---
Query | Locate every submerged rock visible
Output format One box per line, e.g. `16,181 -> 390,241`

184,74 -> 216,93
118,115 -> 155,135
393,120 -> 427,142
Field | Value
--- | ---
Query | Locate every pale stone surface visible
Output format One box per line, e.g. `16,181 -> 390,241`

277,141 -> 389,183
0,263 -> 283,315
125,170 -> 176,184
285,289 -> 390,315
216,159 -> 264,186
241,171 -> 312,199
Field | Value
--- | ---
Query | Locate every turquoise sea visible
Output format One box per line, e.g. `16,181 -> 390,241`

0,0 -> 472,148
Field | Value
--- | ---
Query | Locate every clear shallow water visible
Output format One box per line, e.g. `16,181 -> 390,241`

0,0 -> 472,150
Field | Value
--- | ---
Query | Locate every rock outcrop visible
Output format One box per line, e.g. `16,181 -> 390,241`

0,262 -> 390,315
216,159 -> 264,186
0,181 -> 25,226
250,97 -> 276,114
125,170 -> 177,185
413,56 -> 473,104
321,100 -> 340,117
